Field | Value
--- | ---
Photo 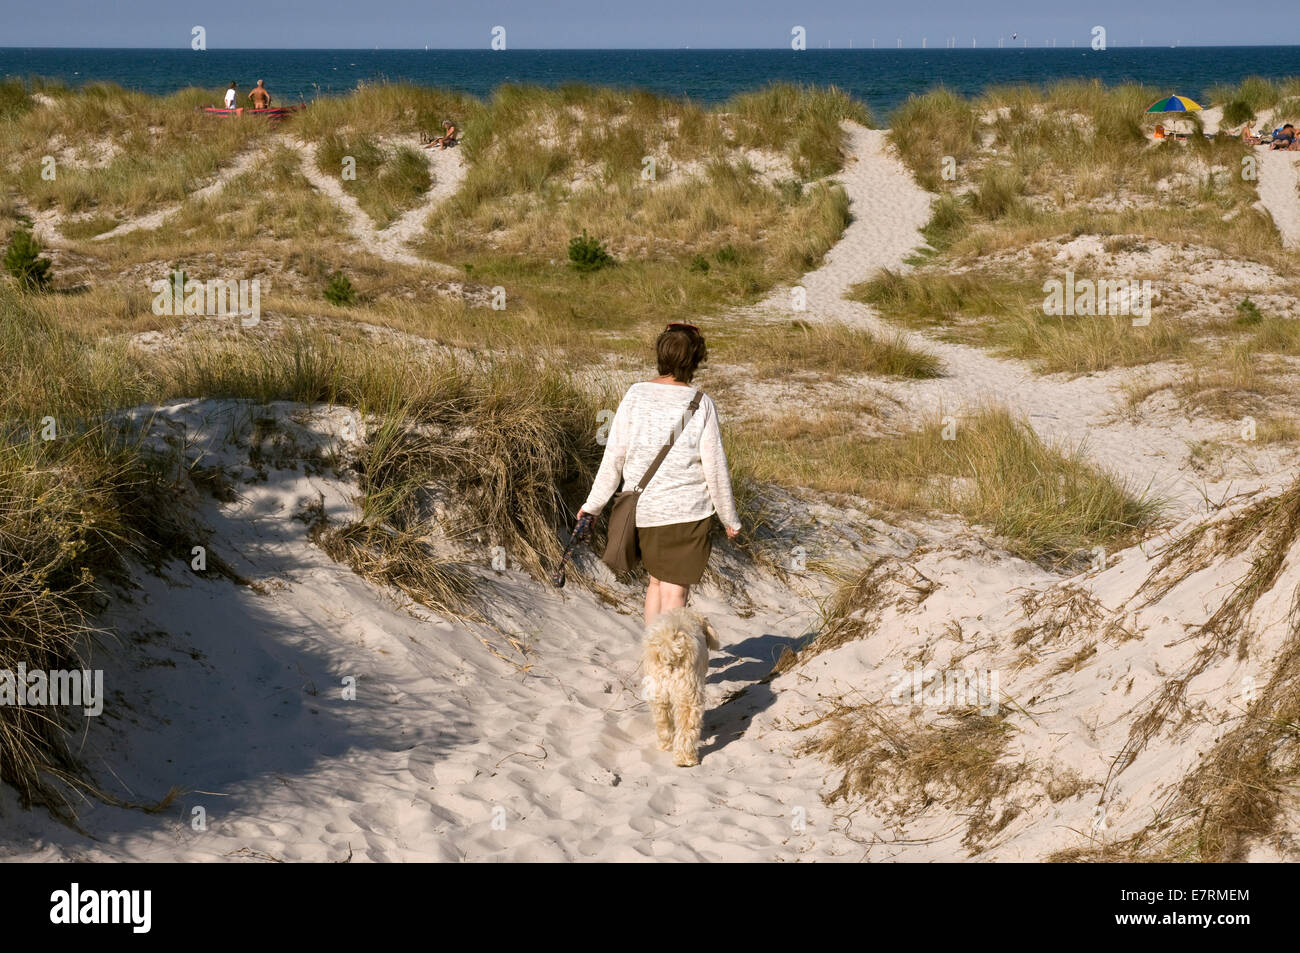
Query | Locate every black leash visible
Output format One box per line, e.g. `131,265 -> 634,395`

551,512 -> 595,588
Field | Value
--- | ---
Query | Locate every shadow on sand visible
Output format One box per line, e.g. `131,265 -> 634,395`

700,630 -> 805,758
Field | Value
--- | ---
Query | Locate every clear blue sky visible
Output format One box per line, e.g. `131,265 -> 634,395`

1,0 -> 1297,48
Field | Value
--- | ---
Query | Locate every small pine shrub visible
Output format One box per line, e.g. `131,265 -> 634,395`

688,254 -> 710,273
715,244 -> 739,265
324,271 -> 356,305
568,230 -> 614,272
1236,297 -> 1264,326
3,229 -> 52,292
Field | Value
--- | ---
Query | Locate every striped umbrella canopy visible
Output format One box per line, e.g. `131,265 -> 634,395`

1146,94 -> 1204,113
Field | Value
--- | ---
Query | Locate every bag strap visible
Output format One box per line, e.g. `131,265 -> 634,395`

631,391 -> 701,493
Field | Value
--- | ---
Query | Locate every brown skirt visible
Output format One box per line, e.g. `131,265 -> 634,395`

639,516 -> 713,586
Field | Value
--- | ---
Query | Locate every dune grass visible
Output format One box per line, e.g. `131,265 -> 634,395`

426,173 -> 853,348
0,77 -> 32,121
428,142 -> 852,272
800,699 -> 1026,852
1122,299 -> 1300,419
889,87 -> 982,191
2,80 -> 869,345
725,84 -> 871,178
852,269 -> 1191,374
0,275 -> 621,583
1052,474 -> 1300,861
292,80 -> 476,143
314,133 -> 431,227
711,319 -> 943,379
412,83 -> 865,328
0,426 -> 195,824
730,404 -> 1159,567
0,281 -> 622,820
889,79 -> 1291,269
1206,75 -> 1300,125
873,79 -> 1295,406
0,82 -> 272,219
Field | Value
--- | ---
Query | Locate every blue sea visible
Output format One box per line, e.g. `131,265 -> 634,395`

2,47 -> 1298,119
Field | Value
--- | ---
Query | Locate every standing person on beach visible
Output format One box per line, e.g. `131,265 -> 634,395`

224,81 -> 238,109
248,79 -> 271,109
578,323 -> 742,627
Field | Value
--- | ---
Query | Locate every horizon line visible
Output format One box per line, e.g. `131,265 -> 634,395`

5,44 -> 1300,51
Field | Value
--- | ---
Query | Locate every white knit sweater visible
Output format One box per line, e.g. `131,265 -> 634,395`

581,382 -> 742,531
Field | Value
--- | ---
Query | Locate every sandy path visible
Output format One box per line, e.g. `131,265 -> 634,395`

1257,148 -> 1300,250
290,139 -> 463,273
90,148 -> 270,241
741,123 -> 1267,517
29,136 -> 466,261
27,205 -> 67,248
26,147 -> 268,247
0,401 -> 874,862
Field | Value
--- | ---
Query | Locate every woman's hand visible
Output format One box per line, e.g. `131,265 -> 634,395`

725,525 -> 740,539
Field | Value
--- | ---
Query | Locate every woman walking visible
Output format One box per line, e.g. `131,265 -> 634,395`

578,323 -> 741,626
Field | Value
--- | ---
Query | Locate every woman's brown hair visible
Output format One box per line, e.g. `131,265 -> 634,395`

656,324 -> 708,383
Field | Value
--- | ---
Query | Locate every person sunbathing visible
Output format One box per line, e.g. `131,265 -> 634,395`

1271,124 -> 1296,149
248,79 -> 272,110
425,120 -> 458,149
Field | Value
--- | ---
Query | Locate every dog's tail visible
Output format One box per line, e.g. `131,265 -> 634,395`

647,629 -> 694,668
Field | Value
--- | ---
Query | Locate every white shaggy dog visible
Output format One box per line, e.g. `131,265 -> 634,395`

641,608 -> 720,767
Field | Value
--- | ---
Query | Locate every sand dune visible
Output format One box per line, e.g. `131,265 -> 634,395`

746,123 -> 1287,518
0,401 -> 876,861
91,147 -> 271,241
26,146 -> 271,247
5,120 -> 1300,863
26,135 -> 467,264
1257,148 -> 1300,250
289,139 -> 463,273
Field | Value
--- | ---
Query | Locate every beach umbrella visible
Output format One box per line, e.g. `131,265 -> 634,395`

1145,94 -> 1203,113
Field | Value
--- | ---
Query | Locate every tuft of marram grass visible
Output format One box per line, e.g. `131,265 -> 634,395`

713,319 -> 943,379
314,133 -> 431,228
0,424 -> 204,825
1054,474 -> 1300,861
732,404 -> 1160,567
851,268 -> 1191,375
725,83 -> 873,178
800,699 -> 1027,852
888,87 -> 980,191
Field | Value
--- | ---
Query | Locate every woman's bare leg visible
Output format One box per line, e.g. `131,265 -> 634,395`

646,576 -> 691,626
644,577 -> 661,627
660,581 -> 688,613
